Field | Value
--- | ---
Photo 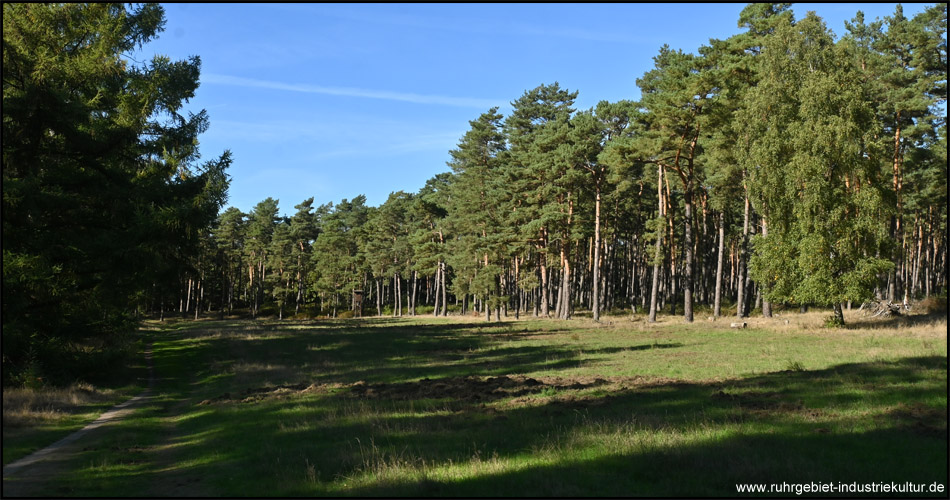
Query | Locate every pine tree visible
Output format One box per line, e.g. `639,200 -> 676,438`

409,174 -> 451,316
844,5 -> 948,304
572,102 -> 636,321
504,83 -> 578,318
311,197 -> 369,317
288,198 -> 317,315
634,45 -> 714,322
213,207 -> 246,316
2,4 -> 230,384
245,198 -> 279,317
446,108 -> 510,321
267,220 -> 294,320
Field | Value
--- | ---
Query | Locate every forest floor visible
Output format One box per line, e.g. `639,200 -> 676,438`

2,308 -> 947,497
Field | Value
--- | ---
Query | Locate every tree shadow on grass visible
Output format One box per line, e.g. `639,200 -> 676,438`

180,318 -> 628,387
356,426 -> 948,497
41,319 -> 944,497
584,342 -> 684,354
325,355 -> 948,497
104,353 -> 946,497
844,312 -> 947,330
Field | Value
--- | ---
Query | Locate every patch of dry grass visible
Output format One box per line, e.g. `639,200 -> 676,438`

2,383 -> 120,428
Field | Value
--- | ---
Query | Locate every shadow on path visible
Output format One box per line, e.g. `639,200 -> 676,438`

2,344 -> 155,495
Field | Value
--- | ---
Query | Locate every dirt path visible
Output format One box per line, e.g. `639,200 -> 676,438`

139,393 -> 214,497
2,344 -> 156,496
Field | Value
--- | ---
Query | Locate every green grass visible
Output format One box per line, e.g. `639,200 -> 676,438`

2,338 -> 149,466
3,311 -> 947,496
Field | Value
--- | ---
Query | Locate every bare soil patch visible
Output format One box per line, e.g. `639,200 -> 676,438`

882,402 -> 948,438
196,374 -> 689,409
197,382 -> 341,405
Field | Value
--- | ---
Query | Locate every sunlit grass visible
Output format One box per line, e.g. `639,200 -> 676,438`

2,365 -> 146,465
5,309 -> 946,496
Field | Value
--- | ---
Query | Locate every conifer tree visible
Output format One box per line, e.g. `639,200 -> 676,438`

245,198 -> 279,317
634,45 -> 714,322
447,108 -> 509,321
504,84 -> 578,317
288,198 -> 317,315
267,220 -> 294,320
213,207 -> 246,316
2,3 -> 230,383
572,103 -> 635,321
845,4 -> 947,303
310,197 -> 368,317
409,175 -> 451,316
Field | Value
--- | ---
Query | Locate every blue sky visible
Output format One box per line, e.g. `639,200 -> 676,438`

136,3 -> 933,217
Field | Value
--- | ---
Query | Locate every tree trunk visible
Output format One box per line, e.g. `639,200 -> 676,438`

410,270 -> 417,316
666,174 -> 677,317
761,216 -> 772,317
833,302 -> 845,326
376,278 -> 382,316
495,274 -> 502,322
562,256 -> 572,320
714,211 -> 725,317
737,185 -> 750,318
441,261 -> 448,316
398,274 -> 403,316
593,188 -> 602,322
433,263 -> 441,317
558,241 -> 573,320
683,187 -> 694,323
185,278 -> 192,313
539,252 -> 549,317
514,256 -> 521,320
648,164 -> 665,323
911,219 -> 923,298
889,120 -> 904,303
194,280 -> 201,320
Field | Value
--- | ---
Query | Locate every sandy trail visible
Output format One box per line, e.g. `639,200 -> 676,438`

2,345 -> 155,496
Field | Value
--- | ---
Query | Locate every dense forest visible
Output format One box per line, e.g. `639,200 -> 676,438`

3,3 -> 947,385
2,4 -> 231,384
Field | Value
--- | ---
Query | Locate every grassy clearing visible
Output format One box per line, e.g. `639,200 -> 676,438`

3,309 -> 946,496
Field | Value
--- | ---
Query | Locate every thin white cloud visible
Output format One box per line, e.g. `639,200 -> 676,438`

206,118 -> 463,160
202,73 -> 503,109
309,132 -> 463,161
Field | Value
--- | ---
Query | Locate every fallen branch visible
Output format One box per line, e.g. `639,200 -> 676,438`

860,300 -> 902,318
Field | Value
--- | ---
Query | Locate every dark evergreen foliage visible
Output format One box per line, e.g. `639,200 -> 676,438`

2,4 -> 230,384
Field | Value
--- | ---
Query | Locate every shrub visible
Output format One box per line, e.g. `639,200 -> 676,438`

917,296 -> 947,314
824,315 -> 845,328
784,360 -> 806,372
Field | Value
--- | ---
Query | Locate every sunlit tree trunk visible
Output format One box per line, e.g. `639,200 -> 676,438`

593,188 -> 602,322
737,184 -> 750,318
714,211 -> 725,317
649,164 -> 665,323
